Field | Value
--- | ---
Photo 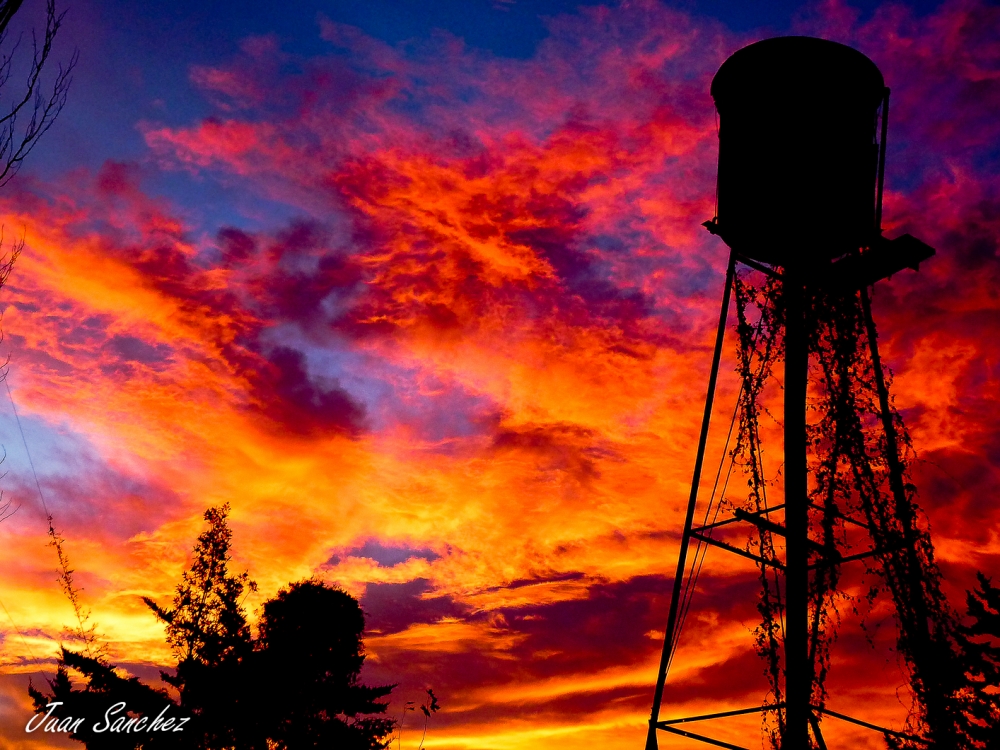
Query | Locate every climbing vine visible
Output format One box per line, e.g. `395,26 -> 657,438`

730,267 -> 969,749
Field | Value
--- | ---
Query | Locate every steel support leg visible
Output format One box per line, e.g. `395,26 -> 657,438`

783,270 -> 810,750
646,251 -> 736,750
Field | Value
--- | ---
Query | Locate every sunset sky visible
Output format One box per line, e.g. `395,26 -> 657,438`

0,0 -> 997,748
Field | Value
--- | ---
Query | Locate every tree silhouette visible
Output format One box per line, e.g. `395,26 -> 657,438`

29,506 -> 397,750
956,573 -> 1000,749
28,648 -> 177,749
143,504 -> 257,747
249,580 -> 395,749
143,505 -> 256,665
141,503 -> 257,749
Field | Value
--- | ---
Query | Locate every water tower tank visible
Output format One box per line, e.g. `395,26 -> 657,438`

710,36 -> 885,267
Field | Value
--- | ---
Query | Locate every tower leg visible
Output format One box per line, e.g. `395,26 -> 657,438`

646,251 -> 736,750
783,272 -> 810,750
809,712 -> 828,750
860,287 -> 943,739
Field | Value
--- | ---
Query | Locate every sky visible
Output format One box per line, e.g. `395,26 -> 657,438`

0,0 -> 997,748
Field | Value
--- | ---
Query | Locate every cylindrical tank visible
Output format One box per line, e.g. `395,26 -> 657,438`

710,36 -> 885,267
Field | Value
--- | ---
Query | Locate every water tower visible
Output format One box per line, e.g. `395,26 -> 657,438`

644,37 -> 947,750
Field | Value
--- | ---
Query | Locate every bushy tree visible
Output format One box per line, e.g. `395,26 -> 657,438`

249,580 -> 395,749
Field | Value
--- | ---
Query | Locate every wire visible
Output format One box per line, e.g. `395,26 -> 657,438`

668,391 -> 740,671
0,594 -> 48,677
0,378 -> 55,678
2,375 -> 96,666
671,385 -> 740,649
5,379 -> 50,518
665,286 -> 771,673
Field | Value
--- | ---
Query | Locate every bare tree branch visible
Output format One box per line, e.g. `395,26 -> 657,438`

0,0 -> 75,187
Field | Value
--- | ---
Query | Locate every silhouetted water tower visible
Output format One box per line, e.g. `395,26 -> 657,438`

645,36 -> 940,750
712,36 -> 884,263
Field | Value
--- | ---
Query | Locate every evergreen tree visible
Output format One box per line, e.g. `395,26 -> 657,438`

142,503 -> 257,749
957,573 -> 1000,749
28,648 -> 177,749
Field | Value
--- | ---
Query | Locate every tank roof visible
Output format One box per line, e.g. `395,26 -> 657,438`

711,36 -> 884,112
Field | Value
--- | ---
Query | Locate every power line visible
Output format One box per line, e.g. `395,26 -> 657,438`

5,378 -> 49,517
